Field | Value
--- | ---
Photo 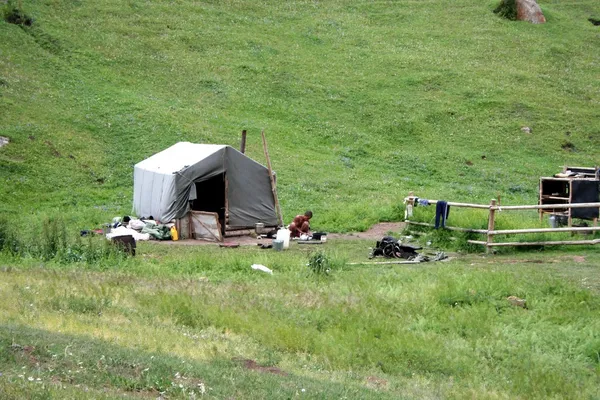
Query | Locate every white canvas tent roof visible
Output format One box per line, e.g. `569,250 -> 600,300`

133,142 -> 278,227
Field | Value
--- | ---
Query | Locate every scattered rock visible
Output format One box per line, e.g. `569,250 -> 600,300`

521,126 -> 532,134
494,0 -> 546,24
516,0 -> 546,24
0,136 -> 8,148
507,295 -> 527,308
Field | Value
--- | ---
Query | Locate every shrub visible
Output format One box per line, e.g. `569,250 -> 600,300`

39,217 -> 68,261
494,0 -> 517,21
0,216 -> 22,255
307,250 -> 332,275
2,1 -> 33,26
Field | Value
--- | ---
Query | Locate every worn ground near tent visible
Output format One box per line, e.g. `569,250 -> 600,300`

160,222 -> 407,246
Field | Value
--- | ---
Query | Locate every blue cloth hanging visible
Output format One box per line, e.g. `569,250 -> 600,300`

435,201 -> 450,229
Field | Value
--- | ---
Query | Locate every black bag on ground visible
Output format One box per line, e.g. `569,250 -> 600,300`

370,236 -> 421,259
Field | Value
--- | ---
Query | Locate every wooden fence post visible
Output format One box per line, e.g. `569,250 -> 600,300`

261,130 -> 284,227
240,130 -> 247,154
487,199 -> 497,254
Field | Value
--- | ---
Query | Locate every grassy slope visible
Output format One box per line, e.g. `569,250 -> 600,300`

1,0 -> 599,231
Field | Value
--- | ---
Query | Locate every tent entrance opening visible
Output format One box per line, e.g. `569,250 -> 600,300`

192,173 -> 226,233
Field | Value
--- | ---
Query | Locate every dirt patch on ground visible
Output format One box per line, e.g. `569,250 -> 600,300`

328,222 -> 406,240
156,222 -> 407,247
233,358 -> 287,376
366,375 -> 389,389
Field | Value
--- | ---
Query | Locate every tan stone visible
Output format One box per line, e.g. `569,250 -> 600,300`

516,0 -> 546,24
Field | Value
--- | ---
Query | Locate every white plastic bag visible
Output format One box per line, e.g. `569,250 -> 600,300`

251,264 -> 273,274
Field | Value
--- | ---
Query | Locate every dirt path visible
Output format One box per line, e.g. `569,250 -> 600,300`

327,222 -> 406,240
157,222 -> 407,246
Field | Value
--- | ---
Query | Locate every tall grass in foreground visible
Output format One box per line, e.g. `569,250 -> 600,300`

0,254 -> 599,399
0,216 -> 126,265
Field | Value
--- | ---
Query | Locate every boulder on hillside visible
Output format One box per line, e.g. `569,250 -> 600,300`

494,0 -> 546,24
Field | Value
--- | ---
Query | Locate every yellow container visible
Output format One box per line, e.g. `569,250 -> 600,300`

170,225 -> 179,241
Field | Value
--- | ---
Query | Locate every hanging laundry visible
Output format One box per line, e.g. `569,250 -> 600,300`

435,201 -> 450,229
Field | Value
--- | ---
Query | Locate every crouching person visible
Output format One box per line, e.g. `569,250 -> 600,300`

288,210 -> 312,238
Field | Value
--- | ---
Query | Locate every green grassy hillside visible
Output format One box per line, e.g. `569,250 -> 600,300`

1,0 -> 599,232
2,3 -> 600,398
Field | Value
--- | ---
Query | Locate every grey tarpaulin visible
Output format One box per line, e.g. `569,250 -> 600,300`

571,180 -> 600,219
133,142 -> 278,227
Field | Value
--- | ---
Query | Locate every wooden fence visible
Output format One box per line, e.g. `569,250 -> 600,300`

404,196 -> 600,253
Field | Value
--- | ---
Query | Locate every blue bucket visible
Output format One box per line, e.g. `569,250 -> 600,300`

273,240 -> 284,251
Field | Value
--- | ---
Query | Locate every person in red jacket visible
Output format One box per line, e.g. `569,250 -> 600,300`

288,210 -> 313,238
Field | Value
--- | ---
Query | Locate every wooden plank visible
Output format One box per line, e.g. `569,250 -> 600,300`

190,211 -> 223,242
429,200 -> 490,209
489,226 -> 600,235
466,240 -> 487,245
261,130 -> 284,227
405,220 -> 487,234
468,239 -> 600,247
539,176 -> 599,182
491,203 -> 600,211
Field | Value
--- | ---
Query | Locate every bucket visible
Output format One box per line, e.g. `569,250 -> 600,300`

276,228 -> 290,249
273,239 -> 284,251
255,223 -> 265,235
549,215 -> 557,229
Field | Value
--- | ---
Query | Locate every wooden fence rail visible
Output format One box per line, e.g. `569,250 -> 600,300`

404,194 -> 600,252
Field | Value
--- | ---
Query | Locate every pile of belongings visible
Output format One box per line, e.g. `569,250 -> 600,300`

369,236 -> 447,262
105,216 -> 173,241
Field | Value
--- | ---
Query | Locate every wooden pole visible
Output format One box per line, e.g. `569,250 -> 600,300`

539,177 -> 543,223
261,130 -> 284,227
240,130 -> 247,154
486,199 -> 496,254
568,180 -> 573,228
491,202 -> 600,211
224,175 -> 229,229
405,221 -> 487,234
488,226 -> 600,235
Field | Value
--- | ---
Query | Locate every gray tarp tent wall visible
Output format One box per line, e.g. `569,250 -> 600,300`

133,142 -> 278,228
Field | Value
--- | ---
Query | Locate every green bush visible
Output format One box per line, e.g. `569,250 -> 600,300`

494,0 -> 517,21
2,1 -> 33,26
0,216 -> 21,255
307,250 -> 332,275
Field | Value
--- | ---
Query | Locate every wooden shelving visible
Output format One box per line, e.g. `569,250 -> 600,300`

539,176 -> 599,226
